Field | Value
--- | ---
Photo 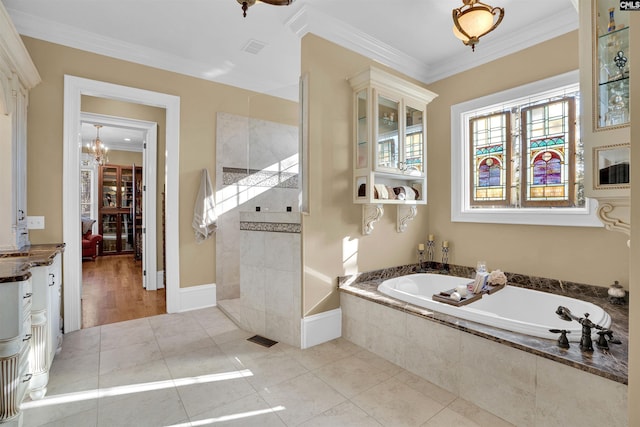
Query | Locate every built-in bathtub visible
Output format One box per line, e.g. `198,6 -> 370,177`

377,273 -> 611,341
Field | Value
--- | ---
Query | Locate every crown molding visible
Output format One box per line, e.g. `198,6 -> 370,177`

286,5 -> 432,84
427,4 -> 578,83
0,5 -> 40,89
6,8 -> 300,100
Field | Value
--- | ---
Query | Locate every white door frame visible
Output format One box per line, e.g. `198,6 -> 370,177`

63,75 -> 180,333
80,112 -> 158,291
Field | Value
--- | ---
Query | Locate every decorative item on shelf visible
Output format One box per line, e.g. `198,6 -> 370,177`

607,7 -> 616,32
416,243 -> 427,273
607,280 -> 626,305
441,240 -> 449,273
88,124 -> 108,166
426,235 -> 435,270
236,0 -> 294,17
613,50 -> 628,77
452,0 -> 504,51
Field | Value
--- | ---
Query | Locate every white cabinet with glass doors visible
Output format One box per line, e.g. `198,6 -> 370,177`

349,67 -> 437,234
579,0 -> 631,237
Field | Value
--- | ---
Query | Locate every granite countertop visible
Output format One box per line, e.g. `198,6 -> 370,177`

0,243 -> 65,283
338,264 -> 629,385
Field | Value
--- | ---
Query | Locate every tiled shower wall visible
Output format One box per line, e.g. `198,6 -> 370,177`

215,111 -> 299,299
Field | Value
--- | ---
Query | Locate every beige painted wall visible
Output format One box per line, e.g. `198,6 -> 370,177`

81,96 -> 165,269
301,35 -> 432,315
301,32 -> 629,318
23,36 -> 298,288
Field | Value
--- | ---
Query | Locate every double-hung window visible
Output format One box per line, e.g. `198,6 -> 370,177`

451,71 -> 601,227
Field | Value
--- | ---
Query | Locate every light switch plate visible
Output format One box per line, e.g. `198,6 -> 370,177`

27,216 -> 45,229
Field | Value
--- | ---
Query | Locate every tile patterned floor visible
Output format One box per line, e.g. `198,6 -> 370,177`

21,307 -> 514,427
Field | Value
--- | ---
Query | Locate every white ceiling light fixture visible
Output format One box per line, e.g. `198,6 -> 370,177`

237,0 -> 295,18
452,0 -> 505,52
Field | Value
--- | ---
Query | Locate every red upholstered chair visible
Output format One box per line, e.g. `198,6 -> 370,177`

81,218 -> 102,260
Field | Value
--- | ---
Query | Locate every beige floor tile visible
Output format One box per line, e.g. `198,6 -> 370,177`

98,340 -> 163,376
298,401 -> 383,427
233,351 -> 309,392
447,398 -> 514,427
313,350 -> 400,398
351,377 -> 445,427
422,408 -> 479,427
176,375 -> 257,418
259,372 -> 347,426
33,408 -> 98,427
98,357 -> 172,389
218,335 -> 285,363
283,338 -> 361,370
163,343 -> 237,379
149,311 -> 206,339
99,317 -> 154,351
97,387 -> 188,427
155,326 -> 217,358
47,352 -> 100,388
394,371 -> 457,406
55,327 -> 101,360
189,393 -> 287,426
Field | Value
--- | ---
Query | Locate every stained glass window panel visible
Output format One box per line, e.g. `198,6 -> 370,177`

470,112 -> 509,206
522,98 -> 574,206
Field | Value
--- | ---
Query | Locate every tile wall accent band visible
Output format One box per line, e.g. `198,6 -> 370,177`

240,221 -> 301,233
223,167 -> 298,189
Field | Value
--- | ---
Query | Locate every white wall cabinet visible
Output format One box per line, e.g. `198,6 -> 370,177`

28,252 -> 63,400
348,67 -> 437,234
0,273 -> 33,426
580,0 -> 631,237
0,5 -> 41,251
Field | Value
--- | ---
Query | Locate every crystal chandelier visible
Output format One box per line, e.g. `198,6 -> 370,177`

237,0 -> 295,17
88,124 -> 109,165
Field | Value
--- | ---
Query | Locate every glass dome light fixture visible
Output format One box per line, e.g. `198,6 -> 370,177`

88,124 -> 109,166
452,0 -> 505,52
237,0 -> 295,17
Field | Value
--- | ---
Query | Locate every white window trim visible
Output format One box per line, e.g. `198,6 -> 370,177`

450,70 -> 602,227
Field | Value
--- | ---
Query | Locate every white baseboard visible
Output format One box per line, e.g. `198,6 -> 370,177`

178,283 -> 216,312
300,308 -> 342,349
157,270 -> 165,289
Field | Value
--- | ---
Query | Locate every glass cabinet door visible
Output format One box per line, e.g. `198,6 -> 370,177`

102,166 -> 118,207
121,168 -> 133,208
101,213 -> 117,254
376,95 -> 400,171
356,90 -> 368,169
404,105 -> 424,175
595,0 -> 630,129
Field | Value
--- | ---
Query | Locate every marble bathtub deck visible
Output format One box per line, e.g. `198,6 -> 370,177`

20,306 -> 514,427
338,264 -> 628,385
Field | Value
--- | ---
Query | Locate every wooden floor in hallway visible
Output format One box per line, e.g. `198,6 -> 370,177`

81,254 -> 166,328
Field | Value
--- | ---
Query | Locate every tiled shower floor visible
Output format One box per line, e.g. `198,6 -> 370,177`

21,307 -> 513,426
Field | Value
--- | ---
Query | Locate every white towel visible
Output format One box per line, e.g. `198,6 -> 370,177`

192,169 -> 217,243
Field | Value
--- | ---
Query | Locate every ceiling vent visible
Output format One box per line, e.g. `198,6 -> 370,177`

242,39 -> 267,55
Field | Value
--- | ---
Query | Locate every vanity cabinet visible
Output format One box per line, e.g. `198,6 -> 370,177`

349,67 -> 437,234
580,0 -> 631,236
0,6 -> 41,251
0,273 -> 33,425
28,252 -> 63,400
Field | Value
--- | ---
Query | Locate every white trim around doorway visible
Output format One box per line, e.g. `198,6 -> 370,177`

63,75 -> 181,333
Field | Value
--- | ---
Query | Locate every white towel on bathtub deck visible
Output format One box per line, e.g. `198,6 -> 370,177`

192,168 -> 218,243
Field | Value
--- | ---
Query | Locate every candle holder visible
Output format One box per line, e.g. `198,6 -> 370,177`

416,249 -> 427,273
441,246 -> 450,273
426,240 -> 436,271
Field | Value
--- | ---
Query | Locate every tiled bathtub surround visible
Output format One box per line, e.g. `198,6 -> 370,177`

338,264 -> 628,427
